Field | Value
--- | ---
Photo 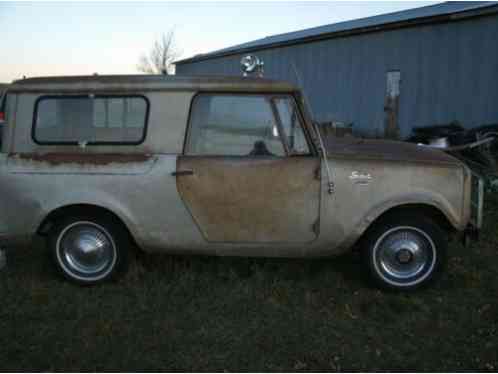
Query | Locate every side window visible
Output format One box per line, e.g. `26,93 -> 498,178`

186,94 -> 285,156
273,97 -> 310,155
33,95 -> 148,144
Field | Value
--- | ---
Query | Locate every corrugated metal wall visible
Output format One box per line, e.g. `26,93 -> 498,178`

176,14 -> 498,139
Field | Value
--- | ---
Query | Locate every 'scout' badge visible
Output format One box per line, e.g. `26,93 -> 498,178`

349,171 -> 372,184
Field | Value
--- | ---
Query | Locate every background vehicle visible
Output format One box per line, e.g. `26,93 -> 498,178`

0,75 -> 483,290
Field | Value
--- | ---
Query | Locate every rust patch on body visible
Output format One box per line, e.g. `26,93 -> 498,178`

176,156 -> 321,243
324,136 -> 462,166
9,153 -> 151,166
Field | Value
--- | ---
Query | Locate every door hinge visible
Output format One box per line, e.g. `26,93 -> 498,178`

328,181 -> 335,194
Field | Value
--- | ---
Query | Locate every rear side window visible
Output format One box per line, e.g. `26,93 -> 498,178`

33,95 -> 149,145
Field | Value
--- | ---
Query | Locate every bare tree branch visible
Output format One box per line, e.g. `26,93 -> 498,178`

137,30 -> 182,75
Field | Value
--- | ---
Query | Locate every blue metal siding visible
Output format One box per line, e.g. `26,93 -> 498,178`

176,2 -> 498,64
176,14 -> 498,138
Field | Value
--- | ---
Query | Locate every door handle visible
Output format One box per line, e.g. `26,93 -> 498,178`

172,169 -> 194,176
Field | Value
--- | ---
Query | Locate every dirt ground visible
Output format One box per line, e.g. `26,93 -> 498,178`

1,196 -> 498,372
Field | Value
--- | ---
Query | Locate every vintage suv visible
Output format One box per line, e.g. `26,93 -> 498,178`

0,75 -> 483,290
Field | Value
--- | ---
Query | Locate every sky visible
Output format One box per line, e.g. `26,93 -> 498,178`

0,1 -> 438,82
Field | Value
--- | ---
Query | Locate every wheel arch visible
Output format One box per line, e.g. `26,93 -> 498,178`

360,203 -> 457,243
36,203 -> 139,248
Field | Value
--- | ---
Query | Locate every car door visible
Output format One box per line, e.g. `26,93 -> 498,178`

176,93 -> 321,243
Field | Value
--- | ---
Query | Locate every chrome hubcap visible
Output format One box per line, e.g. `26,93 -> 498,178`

373,226 -> 436,286
396,248 -> 414,264
57,222 -> 116,280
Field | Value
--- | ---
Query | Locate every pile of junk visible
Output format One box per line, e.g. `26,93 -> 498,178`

406,121 -> 498,191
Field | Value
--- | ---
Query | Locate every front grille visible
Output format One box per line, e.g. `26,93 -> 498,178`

470,173 -> 484,229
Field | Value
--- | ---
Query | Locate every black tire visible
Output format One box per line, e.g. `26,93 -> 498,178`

362,214 -> 447,291
48,214 -> 130,285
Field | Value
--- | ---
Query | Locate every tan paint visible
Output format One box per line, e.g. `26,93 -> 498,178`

0,74 -> 480,258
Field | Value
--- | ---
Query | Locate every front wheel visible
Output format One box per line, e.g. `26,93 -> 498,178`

362,215 -> 447,291
48,215 -> 130,285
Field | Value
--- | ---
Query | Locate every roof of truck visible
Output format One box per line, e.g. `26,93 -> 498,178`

8,74 -> 297,93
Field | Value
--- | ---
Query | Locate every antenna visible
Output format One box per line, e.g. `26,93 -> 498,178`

291,62 -> 325,124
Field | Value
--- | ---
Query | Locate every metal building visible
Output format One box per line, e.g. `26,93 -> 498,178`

175,2 -> 498,139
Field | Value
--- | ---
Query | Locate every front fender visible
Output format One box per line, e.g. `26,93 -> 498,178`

336,190 -> 464,252
362,191 -> 463,232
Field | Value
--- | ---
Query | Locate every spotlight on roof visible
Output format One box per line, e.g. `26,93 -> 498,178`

240,55 -> 264,77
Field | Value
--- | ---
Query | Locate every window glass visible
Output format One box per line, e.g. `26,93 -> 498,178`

108,99 -> 125,128
273,97 -> 310,155
34,95 -> 148,144
186,94 -> 285,156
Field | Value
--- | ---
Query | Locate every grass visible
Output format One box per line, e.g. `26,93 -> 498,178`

1,197 -> 498,371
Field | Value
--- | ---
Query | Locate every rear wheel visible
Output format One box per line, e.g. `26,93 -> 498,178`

48,214 -> 130,285
362,215 -> 447,291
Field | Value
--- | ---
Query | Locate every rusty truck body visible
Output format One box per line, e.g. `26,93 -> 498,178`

0,75 -> 483,290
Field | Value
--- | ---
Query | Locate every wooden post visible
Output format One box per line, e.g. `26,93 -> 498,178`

384,71 -> 401,139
